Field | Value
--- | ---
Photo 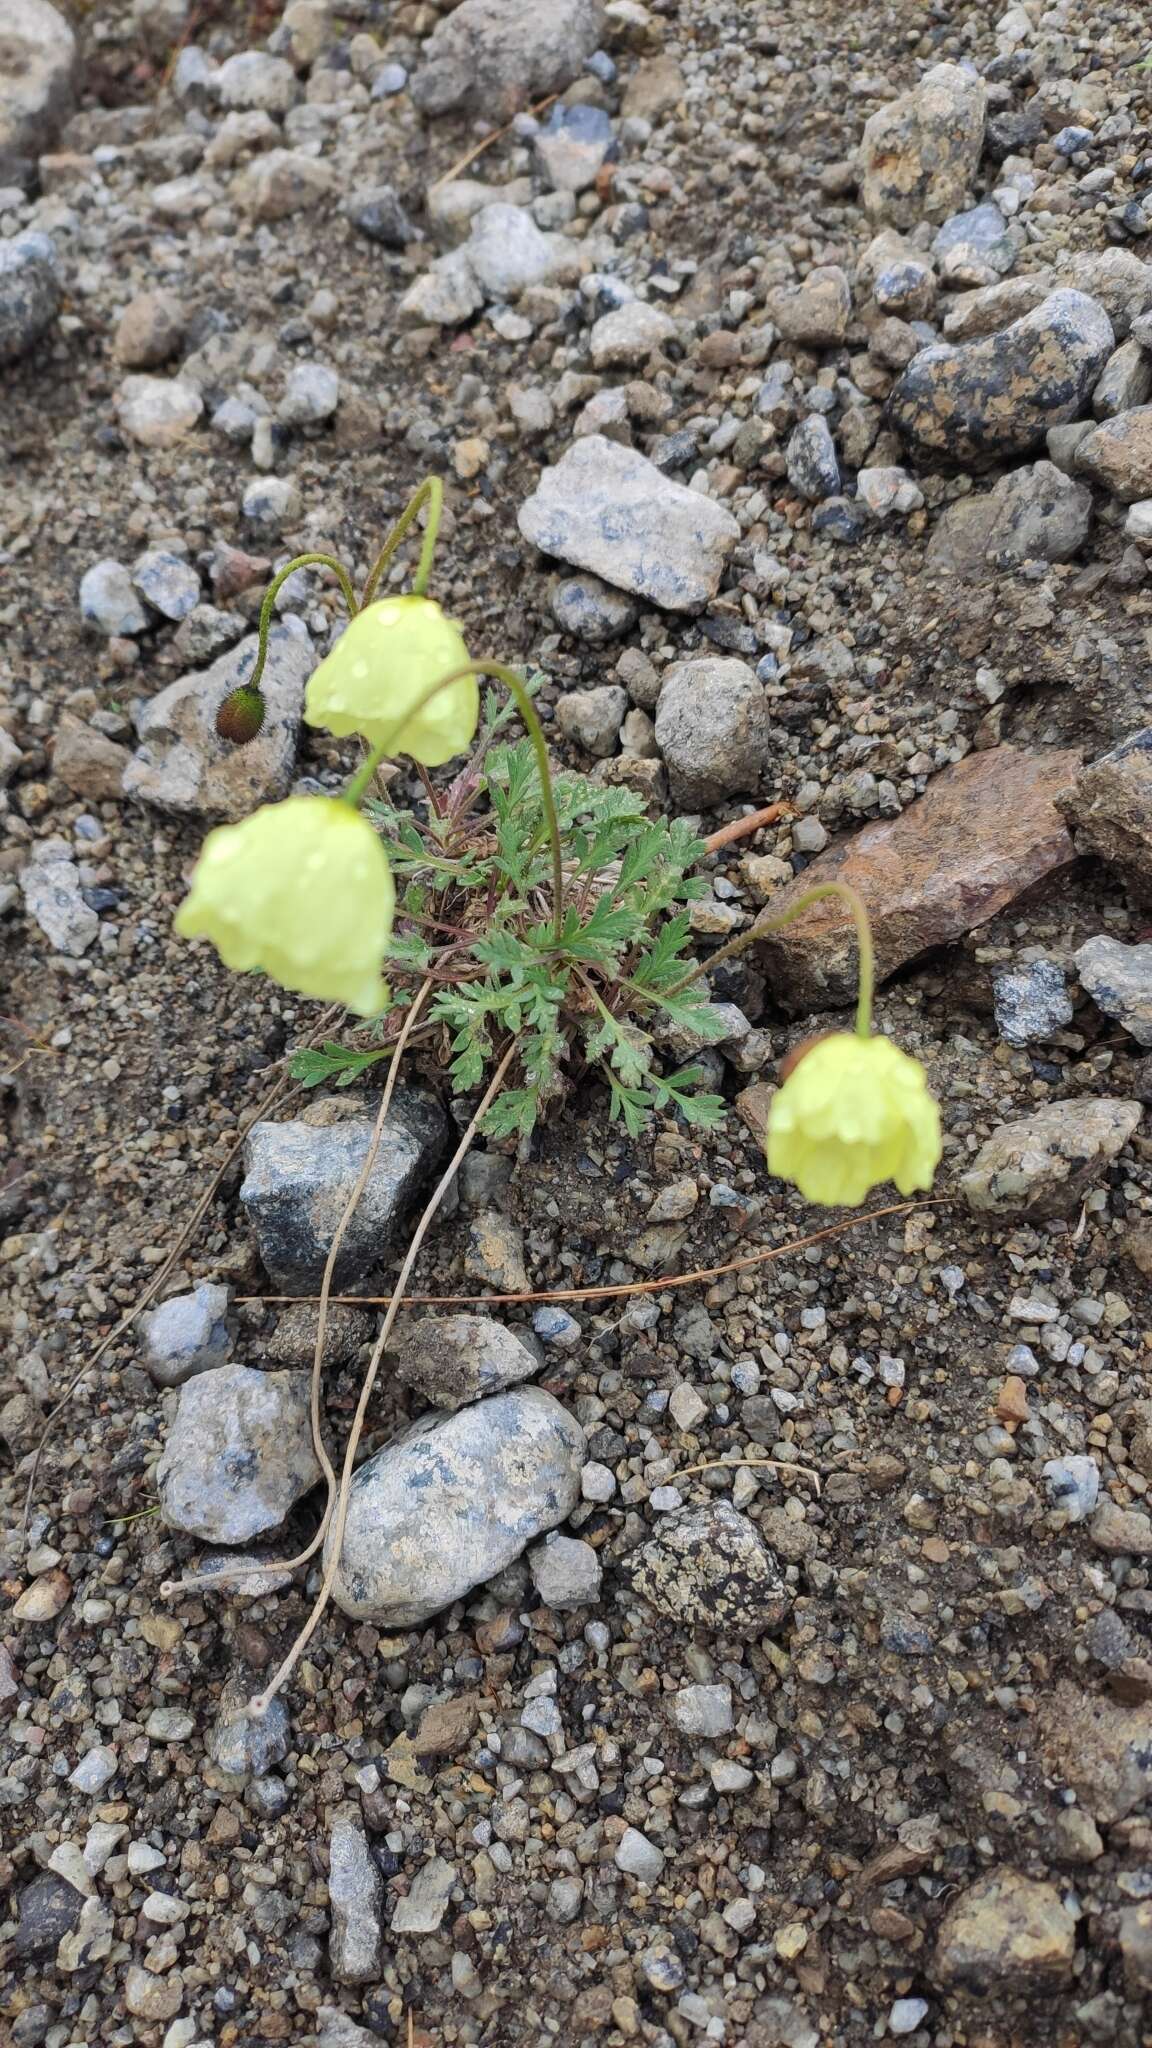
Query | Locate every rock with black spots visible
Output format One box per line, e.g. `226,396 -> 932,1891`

0,230 -> 60,363
888,290 -> 1114,465
629,1501 -> 791,1632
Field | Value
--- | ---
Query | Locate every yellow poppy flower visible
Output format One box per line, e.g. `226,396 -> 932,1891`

766,1031 -> 941,1207
175,796 -> 394,1017
304,595 -> 479,765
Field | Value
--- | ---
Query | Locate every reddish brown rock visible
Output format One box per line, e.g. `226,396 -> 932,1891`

752,747 -> 1080,1013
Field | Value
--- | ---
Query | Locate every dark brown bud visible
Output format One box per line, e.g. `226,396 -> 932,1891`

778,1031 -> 833,1083
215,685 -> 266,745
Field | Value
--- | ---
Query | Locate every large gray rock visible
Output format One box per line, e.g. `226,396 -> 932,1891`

888,290 -> 1114,465
0,1 -> 76,183
0,230 -> 60,363
394,1314 -> 539,1410
122,618 -> 314,819
927,461 -> 1092,579
1075,936 -> 1152,1047
241,1092 -> 449,1294
140,1282 -> 233,1389
629,1502 -> 791,1632
156,1365 -> 322,1543
411,0 -> 603,119
519,436 -> 740,612
860,61 -> 987,229
326,1387 -> 585,1624
654,657 -> 773,808
961,1098 -> 1141,1220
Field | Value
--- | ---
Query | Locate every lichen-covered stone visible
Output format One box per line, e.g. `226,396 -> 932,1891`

961,1098 -> 1141,1220
629,1502 -> 791,1632
860,62 -> 987,229
888,290 -> 1114,464
934,1868 -> 1076,1991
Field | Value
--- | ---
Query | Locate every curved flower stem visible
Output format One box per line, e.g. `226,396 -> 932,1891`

246,1038 -> 518,1720
665,879 -> 876,1036
340,660 -> 565,943
360,477 -> 444,607
159,982 -> 434,1601
248,552 -> 358,694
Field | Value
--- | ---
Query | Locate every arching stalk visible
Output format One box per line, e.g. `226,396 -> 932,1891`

666,879 -> 876,1036
246,1040 -> 518,1720
360,477 -> 444,607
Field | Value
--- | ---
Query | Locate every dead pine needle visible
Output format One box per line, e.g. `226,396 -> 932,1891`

431,91 -> 559,189
239,1199 -> 943,1313
676,1456 -> 822,1494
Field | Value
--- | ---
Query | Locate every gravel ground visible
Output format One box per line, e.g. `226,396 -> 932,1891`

6,0 -> 1152,2044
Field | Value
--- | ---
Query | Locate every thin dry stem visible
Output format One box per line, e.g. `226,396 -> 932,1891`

237,1200 -> 942,1313
246,1041 -> 519,1719
160,983 -> 433,1601
676,1456 -> 822,1494
701,801 -> 793,854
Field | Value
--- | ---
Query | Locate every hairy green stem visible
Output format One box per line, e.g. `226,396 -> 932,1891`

342,660 -> 564,943
667,880 -> 876,1036
248,552 -> 357,694
360,477 -> 444,607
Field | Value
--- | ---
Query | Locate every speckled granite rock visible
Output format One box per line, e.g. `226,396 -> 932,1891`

518,435 -> 739,612
156,1366 -> 322,1543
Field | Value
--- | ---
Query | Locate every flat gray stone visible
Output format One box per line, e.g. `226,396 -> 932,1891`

1076,935 -> 1152,1046
19,846 -> 98,956
241,1092 -> 449,1294
122,618 -> 314,820
327,1387 -> 585,1624
390,1855 -> 456,1935
329,1815 -> 383,1982
519,435 -> 739,612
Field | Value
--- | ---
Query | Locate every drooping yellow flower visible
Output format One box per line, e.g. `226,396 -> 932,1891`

304,595 -> 478,766
766,1031 -> 941,1207
175,796 -> 394,1017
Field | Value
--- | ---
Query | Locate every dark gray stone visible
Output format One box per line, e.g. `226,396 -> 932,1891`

785,415 -> 840,501
345,183 -> 421,247
240,1092 -> 450,1293
0,231 -> 60,363
1075,935 -> 1152,1046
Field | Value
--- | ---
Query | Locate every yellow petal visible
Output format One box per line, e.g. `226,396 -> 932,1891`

175,795 -> 394,1017
766,1032 -> 941,1208
304,595 -> 479,765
